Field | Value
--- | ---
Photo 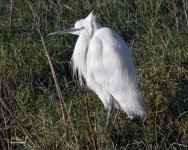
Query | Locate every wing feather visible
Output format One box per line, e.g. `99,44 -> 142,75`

86,27 -> 145,117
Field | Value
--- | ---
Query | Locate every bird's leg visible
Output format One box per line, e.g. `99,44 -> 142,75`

106,97 -> 114,127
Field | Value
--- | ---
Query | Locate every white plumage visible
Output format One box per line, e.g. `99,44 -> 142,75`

49,12 -> 145,125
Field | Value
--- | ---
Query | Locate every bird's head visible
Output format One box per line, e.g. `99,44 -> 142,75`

48,11 -> 97,37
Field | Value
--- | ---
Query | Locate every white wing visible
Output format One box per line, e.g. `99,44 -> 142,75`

86,27 -> 145,117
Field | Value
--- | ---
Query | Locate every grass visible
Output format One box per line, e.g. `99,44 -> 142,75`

0,0 -> 188,149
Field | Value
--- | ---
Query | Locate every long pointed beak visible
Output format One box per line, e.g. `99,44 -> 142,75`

48,27 -> 84,36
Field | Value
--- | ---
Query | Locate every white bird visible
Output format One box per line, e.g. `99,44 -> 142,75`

49,12 -> 145,126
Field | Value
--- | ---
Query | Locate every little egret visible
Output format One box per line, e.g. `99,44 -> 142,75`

49,12 -> 145,126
